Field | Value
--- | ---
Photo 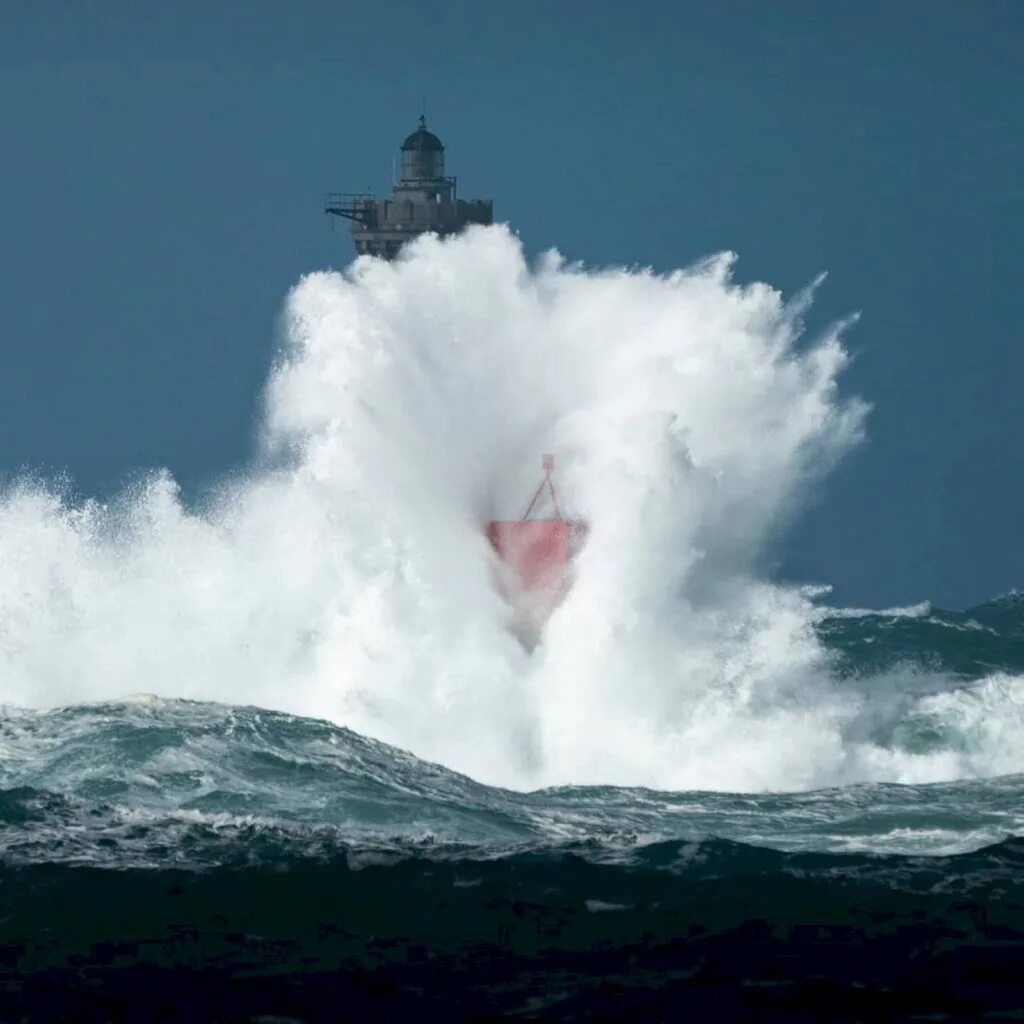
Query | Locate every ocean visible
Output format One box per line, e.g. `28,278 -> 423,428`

2,228 -> 1022,1018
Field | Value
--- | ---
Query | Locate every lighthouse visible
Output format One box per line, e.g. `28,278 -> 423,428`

324,117 -> 493,260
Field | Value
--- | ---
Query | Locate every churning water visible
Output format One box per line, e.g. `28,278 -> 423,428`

1,225 -> 1023,865
6,227 -> 1024,1019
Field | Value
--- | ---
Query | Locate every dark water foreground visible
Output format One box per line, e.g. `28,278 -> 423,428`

6,594 -> 1024,1020
4,837 -> 1024,1022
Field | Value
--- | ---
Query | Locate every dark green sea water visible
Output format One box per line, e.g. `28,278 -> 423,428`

4,595 -> 1024,1019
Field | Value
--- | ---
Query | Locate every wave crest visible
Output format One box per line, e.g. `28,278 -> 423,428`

5,228 -> 1016,793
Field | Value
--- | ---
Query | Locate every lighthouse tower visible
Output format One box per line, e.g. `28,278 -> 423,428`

325,117 -> 493,260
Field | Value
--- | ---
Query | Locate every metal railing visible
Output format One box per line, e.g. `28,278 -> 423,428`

324,192 -> 377,222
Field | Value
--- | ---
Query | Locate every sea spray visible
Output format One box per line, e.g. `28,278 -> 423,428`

11,225 -> 1020,792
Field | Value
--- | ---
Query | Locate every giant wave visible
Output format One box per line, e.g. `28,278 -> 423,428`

1,226 -> 1023,796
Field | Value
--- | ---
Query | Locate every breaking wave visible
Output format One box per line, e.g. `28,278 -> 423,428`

1,225 -> 1020,793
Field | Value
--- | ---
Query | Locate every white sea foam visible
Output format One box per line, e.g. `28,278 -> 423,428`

1,226 -> 1021,792
819,601 -> 933,620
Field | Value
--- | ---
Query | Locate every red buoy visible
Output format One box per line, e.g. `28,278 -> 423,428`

487,456 -> 587,636
487,518 -> 571,595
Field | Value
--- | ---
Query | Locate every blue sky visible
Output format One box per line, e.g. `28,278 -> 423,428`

1,1 -> 1020,607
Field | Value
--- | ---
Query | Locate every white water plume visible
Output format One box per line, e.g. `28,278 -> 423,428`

4,224 -> 984,793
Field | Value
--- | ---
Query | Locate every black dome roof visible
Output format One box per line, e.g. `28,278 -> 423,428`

401,116 -> 444,152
